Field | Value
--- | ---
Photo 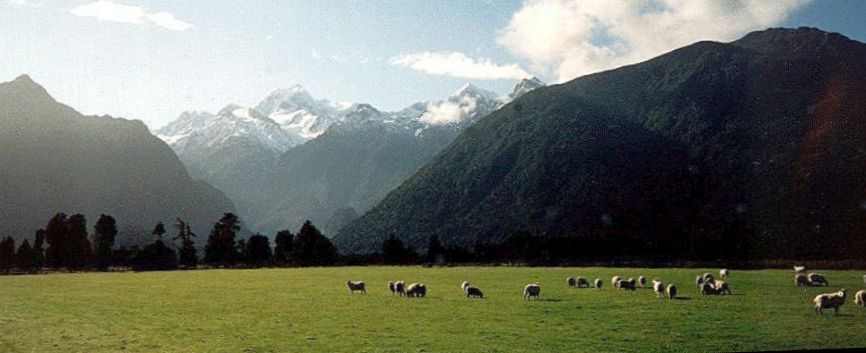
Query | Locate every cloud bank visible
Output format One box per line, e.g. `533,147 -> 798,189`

497,0 -> 810,82
391,51 -> 530,80
71,0 -> 193,31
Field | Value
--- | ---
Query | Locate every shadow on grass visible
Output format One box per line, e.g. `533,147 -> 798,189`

673,296 -> 691,301
527,298 -> 563,302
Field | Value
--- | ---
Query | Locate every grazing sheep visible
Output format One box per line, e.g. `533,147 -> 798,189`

388,281 -> 396,295
406,283 -> 427,298
395,281 -> 406,296
794,266 -> 806,273
567,276 -> 577,288
619,278 -> 636,291
652,279 -> 665,298
702,273 -> 715,285
814,289 -> 847,315
347,280 -> 366,294
638,276 -> 647,288
794,274 -> 810,287
461,281 -> 470,291
523,283 -> 541,300
714,281 -> 731,295
854,290 -> 866,308
465,286 -> 484,298
808,273 -> 829,287
696,275 -> 704,287
700,282 -> 717,295
594,278 -> 603,290
612,276 -> 621,289
667,284 -> 677,300
577,277 -> 590,288
720,269 -> 729,278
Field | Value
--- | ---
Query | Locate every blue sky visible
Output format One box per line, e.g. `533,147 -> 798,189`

1,0 -> 864,129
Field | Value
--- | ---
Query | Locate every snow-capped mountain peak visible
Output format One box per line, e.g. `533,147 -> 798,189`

507,77 -> 545,101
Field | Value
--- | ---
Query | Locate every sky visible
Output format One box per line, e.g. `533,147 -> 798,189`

1,0 -> 865,130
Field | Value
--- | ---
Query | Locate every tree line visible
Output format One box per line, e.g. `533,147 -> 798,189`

0,212 -> 337,273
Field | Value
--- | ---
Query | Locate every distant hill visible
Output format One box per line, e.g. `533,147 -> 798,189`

334,27 -> 866,260
0,75 -> 236,243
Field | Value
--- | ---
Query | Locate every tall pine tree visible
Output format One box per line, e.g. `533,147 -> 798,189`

93,214 -> 118,270
173,218 -> 197,268
204,213 -> 241,265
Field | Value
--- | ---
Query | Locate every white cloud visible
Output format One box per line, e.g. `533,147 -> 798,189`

71,1 -> 193,31
497,0 -> 810,83
391,51 -> 530,80
420,96 -> 480,125
8,0 -> 44,7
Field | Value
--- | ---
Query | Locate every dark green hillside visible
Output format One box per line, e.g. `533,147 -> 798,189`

335,27 -> 866,258
0,75 -> 236,241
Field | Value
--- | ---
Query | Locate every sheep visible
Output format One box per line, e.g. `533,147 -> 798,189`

406,283 -> 427,298
702,273 -> 715,285
461,281 -> 470,291
594,278 -> 603,290
700,282 -> 717,295
576,277 -> 590,288
720,269 -> 729,278
652,279 -> 665,298
566,276 -> 577,288
523,283 -> 541,300
347,280 -> 366,294
388,281 -> 396,295
619,278 -> 636,291
696,275 -> 704,287
854,290 -> 866,308
814,289 -> 847,315
667,284 -> 677,300
612,276 -> 621,289
793,266 -> 806,273
465,286 -> 484,298
638,276 -> 647,288
794,274 -> 810,287
394,281 -> 406,296
808,273 -> 829,287
714,280 -> 731,295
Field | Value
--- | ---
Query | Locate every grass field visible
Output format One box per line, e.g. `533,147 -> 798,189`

2,267 -> 866,353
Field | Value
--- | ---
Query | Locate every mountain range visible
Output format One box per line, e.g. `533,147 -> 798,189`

334,27 -> 866,260
157,78 -> 543,234
0,75 -> 236,244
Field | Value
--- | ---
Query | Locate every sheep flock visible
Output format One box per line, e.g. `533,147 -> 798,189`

348,266 -> 866,316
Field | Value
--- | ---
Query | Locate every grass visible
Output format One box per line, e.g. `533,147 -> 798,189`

1,267 -> 866,353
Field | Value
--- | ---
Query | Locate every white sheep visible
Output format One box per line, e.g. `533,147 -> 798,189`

702,273 -> 715,285
814,289 -> 847,315
347,280 -> 366,294
576,277 -> 590,288
696,275 -> 704,287
793,266 -> 806,273
594,278 -> 603,290
465,286 -> 484,298
461,281 -> 470,291
524,283 -> 541,300
667,284 -> 677,300
854,290 -> 866,308
794,274 -> 810,287
700,282 -> 717,295
619,278 -> 636,291
652,279 -> 665,298
566,276 -> 577,288
406,283 -> 427,298
612,276 -> 621,289
720,269 -> 729,278
714,280 -> 731,295
638,276 -> 647,288
395,280 -> 406,296
808,273 -> 829,287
